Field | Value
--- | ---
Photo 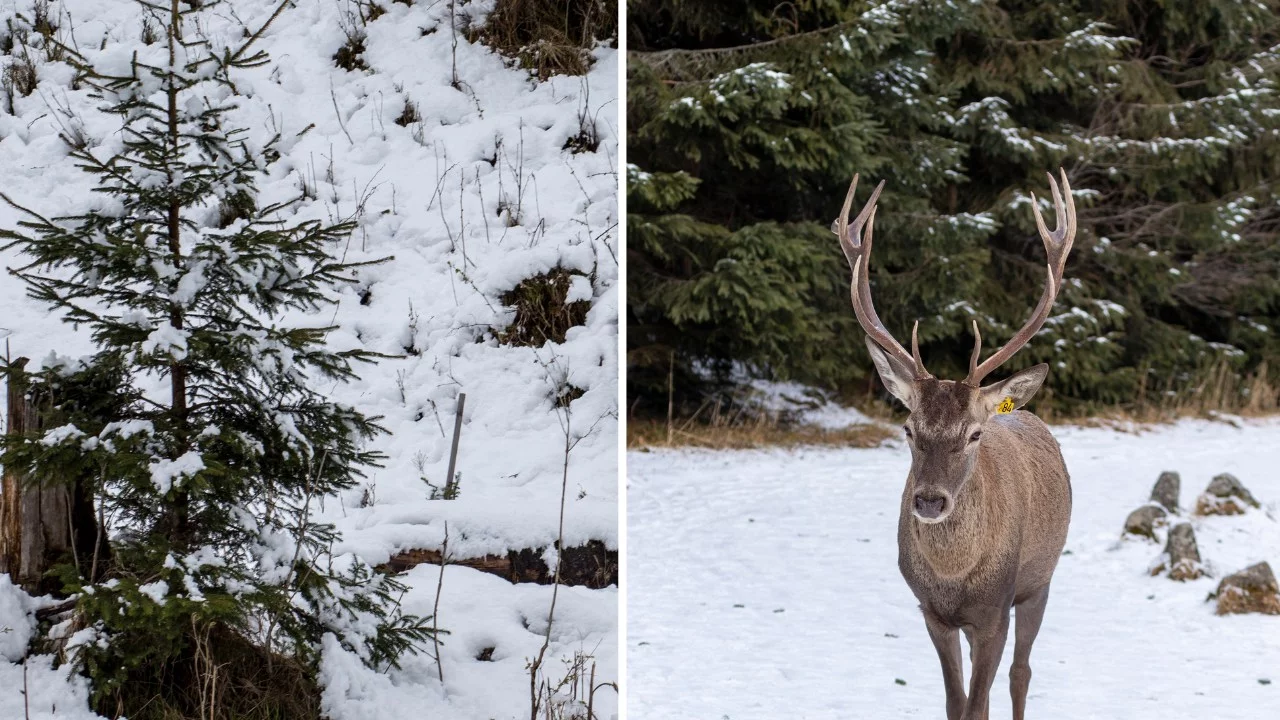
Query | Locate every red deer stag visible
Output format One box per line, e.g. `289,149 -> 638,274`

834,171 -> 1076,720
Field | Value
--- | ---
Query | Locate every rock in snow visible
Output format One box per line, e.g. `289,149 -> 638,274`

1152,522 -> 1204,581
1149,470 -> 1181,513
1123,504 -> 1167,541
1213,562 -> 1280,616
1195,472 -> 1261,516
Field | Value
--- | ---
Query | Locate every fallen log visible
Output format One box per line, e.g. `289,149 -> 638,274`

380,539 -> 617,589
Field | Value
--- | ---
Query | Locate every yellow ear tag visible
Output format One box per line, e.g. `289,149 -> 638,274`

997,397 -> 1015,414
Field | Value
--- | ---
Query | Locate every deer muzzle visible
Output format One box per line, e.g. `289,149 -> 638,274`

912,489 -> 952,523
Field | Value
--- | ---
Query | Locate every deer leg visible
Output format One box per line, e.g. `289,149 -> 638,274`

1011,585 -> 1051,720
962,608 -> 1010,720
923,613 -> 966,720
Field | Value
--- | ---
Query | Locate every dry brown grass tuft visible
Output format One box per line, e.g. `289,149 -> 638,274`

1141,360 -> 1278,418
365,2 -> 388,22
1035,360 -> 1280,427
333,29 -> 369,72
498,268 -> 591,346
1194,494 -> 1248,516
1216,586 -> 1280,615
2,50 -> 39,110
627,416 -> 894,451
479,0 -> 617,80
394,97 -> 421,126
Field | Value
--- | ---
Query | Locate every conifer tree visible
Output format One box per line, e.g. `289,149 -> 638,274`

0,1 -> 434,713
937,0 -> 1280,409
629,0 -> 1280,415
627,0 -> 995,411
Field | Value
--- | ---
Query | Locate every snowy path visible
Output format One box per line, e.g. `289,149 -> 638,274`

627,419 -> 1280,719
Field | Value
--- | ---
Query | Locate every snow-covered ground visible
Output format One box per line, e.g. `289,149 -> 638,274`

628,418 -> 1280,719
1,578 -> 97,720
0,1 -> 617,717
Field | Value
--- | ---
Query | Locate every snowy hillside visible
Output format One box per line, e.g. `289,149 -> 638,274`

0,0 -> 617,718
629,419 -> 1280,720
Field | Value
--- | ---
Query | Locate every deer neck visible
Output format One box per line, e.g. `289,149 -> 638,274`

909,465 -> 997,579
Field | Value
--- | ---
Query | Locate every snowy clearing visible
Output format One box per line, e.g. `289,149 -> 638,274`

628,419 -> 1280,719
1,0 -> 617,717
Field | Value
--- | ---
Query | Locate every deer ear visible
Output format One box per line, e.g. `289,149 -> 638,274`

979,364 -> 1049,415
865,336 -> 917,411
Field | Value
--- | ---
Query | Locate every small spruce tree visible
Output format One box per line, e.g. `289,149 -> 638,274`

0,1 -> 434,714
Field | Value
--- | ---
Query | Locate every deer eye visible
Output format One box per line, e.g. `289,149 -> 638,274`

903,425 -> 913,439
968,430 -> 982,443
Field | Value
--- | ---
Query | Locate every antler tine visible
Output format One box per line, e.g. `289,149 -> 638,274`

911,320 -> 924,371
833,175 -> 886,271
1030,168 -> 1076,277
965,169 -> 1077,386
834,174 -> 859,267
847,202 -> 931,379
968,319 -> 982,379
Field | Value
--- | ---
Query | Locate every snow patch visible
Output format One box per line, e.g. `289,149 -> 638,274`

149,451 -> 205,493
629,418 -> 1280,718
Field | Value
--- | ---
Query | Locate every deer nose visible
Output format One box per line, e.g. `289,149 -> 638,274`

913,492 -> 948,519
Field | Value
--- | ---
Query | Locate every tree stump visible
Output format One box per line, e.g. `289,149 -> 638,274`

1212,562 -> 1280,615
0,358 -> 104,595
1149,471 -> 1180,513
1,359 -> 74,592
1195,473 -> 1260,516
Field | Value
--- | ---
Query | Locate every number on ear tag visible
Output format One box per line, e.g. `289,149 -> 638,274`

997,397 -> 1015,414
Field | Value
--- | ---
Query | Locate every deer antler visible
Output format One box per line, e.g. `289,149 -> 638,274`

834,175 -> 931,379
964,168 -> 1077,387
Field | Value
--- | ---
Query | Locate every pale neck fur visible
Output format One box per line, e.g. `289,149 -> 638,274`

908,449 -> 1004,579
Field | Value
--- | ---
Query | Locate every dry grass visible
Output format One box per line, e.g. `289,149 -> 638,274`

479,0 -> 617,80
2,49 -> 39,107
530,649 -> 613,720
333,29 -> 368,72
498,268 -> 591,346
1216,586 -> 1280,615
627,416 -> 894,450
394,97 -> 421,126
1194,493 -> 1252,516
562,119 -> 600,154
1032,360 -> 1280,427
630,359 -> 1280,450
1159,360 -> 1279,416
365,2 -> 388,22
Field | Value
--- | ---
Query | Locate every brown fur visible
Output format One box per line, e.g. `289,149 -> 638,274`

891,377 -> 1071,720
900,404 -> 1071,607
843,170 -> 1077,720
